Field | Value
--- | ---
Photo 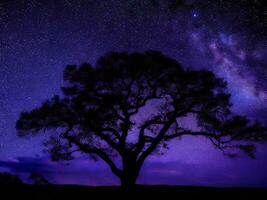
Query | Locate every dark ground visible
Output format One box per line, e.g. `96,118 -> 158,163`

1,185 -> 267,199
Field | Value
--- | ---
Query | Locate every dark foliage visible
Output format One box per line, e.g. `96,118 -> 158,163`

29,172 -> 50,185
0,172 -> 23,185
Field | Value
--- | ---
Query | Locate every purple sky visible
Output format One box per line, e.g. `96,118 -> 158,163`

0,0 -> 267,187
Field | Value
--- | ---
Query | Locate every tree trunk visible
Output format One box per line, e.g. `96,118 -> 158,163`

120,157 -> 139,192
120,173 -> 138,192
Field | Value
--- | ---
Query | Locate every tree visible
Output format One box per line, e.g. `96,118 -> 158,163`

16,51 -> 267,190
0,172 -> 23,185
29,172 -> 49,185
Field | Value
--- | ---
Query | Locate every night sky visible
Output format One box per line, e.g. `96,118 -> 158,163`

1,0 -> 267,187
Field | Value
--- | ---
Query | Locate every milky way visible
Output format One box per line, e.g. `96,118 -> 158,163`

0,0 -> 267,186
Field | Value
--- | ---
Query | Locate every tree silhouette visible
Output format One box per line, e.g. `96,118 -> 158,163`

16,51 -> 267,190
29,172 -> 49,185
0,172 -> 23,185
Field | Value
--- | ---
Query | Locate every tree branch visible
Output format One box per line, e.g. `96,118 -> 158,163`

62,127 -> 122,177
131,119 -> 167,153
163,131 -> 219,140
137,116 -> 177,167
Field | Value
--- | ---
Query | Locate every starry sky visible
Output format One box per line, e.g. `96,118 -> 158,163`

1,0 -> 267,187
